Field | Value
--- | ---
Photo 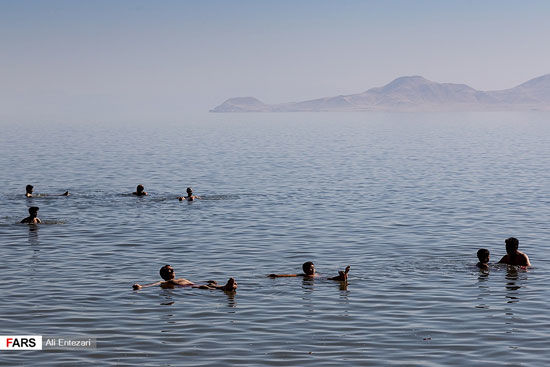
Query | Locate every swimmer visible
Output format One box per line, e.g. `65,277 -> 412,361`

25,184 -> 33,197
20,206 -> 42,224
132,184 -> 148,196
476,248 -> 490,270
25,184 -> 69,197
178,187 -> 200,201
498,237 -> 531,266
132,265 -> 237,291
268,261 -> 350,281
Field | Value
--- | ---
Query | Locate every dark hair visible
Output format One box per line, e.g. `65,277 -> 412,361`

505,237 -> 519,249
29,206 -> 39,213
159,265 -> 174,280
477,248 -> 489,260
26,185 -> 33,192
137,184 -> 144,191
302,261 -> 315,275
186,187 -> 193,195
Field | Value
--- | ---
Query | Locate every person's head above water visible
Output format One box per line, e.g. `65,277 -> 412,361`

477,248 -> 490,263
159,264 -> 175,281
186,187 -> 193,196
302,261 -> 315,276
505,237 -> 519,255
133,184 -> 148,196
26,185 -> 33,194
28,206 -> 39,216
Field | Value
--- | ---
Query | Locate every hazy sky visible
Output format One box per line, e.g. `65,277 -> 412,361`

1,0 -> 549,120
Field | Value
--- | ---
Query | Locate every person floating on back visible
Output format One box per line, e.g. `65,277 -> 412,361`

268,261 -> 350,281
476,248 -> 490,270
21,206 -> 42,224
132,184 -> 148,196
498,237 -> 531,267
178,187 -> 200,201
25,184 -> 69,197
132,265 -> 237,291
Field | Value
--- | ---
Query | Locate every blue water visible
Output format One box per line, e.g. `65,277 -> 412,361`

1,112 -> 549,366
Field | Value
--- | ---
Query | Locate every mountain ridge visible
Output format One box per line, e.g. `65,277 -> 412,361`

211,74 -> 550,112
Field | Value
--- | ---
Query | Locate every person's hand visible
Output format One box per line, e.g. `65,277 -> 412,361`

132,283 -> 142,290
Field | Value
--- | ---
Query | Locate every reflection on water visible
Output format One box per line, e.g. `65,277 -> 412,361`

160,294 -> 175,307
505,266 -> 524,304
224,291 -> 237,308
301,278 -> 315,293
475,270 -> 490,309
28,225 -> 40,247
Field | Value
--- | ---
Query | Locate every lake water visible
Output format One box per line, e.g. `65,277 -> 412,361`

1,112 -> 549,366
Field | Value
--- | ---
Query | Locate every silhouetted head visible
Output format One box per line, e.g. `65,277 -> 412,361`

159,265 -> 175,280
477,248 -> 490,263
26,185 -> 33,194
186,187 -> 193,196
28,206 -> 39,217
136,184 -> 145,193
302,261 -> 315,276
505,237 -> 519,255
225,277 -> 237,291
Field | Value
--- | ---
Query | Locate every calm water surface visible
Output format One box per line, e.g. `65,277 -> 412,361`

1,112 -> 549,366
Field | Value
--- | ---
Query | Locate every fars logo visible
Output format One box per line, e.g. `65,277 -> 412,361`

0,336 -> 42,350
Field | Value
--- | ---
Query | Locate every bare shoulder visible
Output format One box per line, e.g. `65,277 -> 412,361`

498,255 -> 509,263
520,251 -> 531,266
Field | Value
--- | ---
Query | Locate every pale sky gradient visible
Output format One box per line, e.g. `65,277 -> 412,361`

1,0 -> 549,121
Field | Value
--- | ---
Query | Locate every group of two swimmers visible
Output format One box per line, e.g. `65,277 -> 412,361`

21,185 -> 70,224
132,262 -> 351,292
476,237 -> 531,270
133,184 -> 200,201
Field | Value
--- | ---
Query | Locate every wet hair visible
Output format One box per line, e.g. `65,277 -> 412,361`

302,261 -> 315,275
26,185 -> 33,192
29,206 -> 39,214
477,248 -> 489,261
186,187 -> 193,195
159,265 -> 174,280
505,237 -> 519,251
136,184 -> 144,192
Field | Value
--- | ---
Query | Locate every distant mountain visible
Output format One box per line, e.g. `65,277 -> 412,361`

211,74 -> 550,112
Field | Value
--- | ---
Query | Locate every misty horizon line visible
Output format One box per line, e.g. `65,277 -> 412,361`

211,73 -> 550,113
